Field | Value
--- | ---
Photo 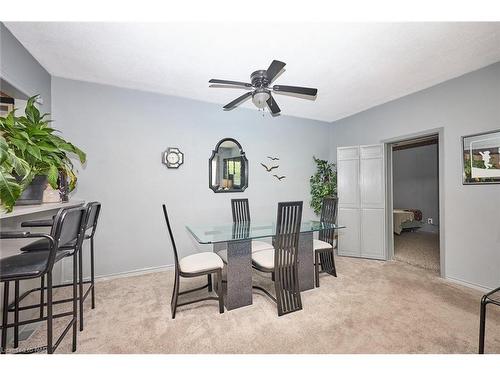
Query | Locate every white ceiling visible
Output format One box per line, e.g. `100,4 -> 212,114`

5,22 -> 500,122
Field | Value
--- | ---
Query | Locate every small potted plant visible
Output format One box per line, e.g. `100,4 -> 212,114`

310,156 -> 337,216
0,95 -> 86,212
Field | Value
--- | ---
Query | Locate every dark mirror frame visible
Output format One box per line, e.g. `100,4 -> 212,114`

209,138 -> 249,193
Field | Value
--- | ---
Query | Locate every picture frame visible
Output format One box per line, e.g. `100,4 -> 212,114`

462,129 -> 500,185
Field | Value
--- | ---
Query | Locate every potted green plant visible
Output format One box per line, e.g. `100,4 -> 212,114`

0,95 -> 86,211
310,156 -> 337,216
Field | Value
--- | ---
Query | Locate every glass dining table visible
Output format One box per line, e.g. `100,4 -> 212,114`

186,221 -> 345,311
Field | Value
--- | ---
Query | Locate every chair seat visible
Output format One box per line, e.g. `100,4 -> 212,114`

0,250 -> 72,281
251,248 -> 275,271
179,252 -> 223,274
313,239 -> 336,251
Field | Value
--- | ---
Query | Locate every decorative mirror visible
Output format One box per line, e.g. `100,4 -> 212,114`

209,138 -> 248,193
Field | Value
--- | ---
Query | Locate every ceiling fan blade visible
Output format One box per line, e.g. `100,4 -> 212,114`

223,92 -> 253,109
265,60 -> 286,82
273,85 -> 318,96
209,79 -> 252,88
266,94 -> 281,115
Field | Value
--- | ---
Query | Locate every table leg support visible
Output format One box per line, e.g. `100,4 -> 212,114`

214,240 -> 252,310
298,232 -> 314,291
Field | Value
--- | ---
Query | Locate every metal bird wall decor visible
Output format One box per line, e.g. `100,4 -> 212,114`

261,156 -> 286,181
260,163 -> 279,172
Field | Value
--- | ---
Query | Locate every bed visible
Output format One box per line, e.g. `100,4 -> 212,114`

393,208 -> 423,235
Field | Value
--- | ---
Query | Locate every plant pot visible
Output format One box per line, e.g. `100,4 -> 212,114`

15,175 -> 48,206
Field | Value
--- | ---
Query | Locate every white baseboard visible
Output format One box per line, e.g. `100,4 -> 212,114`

62,264 -> 175,284
444,276 -> 491,293
95,264 -> 175,282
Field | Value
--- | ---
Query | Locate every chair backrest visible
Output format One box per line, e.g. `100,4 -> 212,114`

45,206 -> 87,272
273,201 -> 303,315
85,201 -> 102,238
162,204 -> 180,269
318,197 -> 338,245
231,198 -> 250,222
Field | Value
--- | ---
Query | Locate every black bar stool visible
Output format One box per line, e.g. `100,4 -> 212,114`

479,286 -> 500,354
0,206 -> 86,354
18,202 -> 101,331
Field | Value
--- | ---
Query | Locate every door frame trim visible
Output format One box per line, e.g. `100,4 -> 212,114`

382,127 -> 445,278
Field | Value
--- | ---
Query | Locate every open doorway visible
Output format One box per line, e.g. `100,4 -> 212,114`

390,134 -> 440,274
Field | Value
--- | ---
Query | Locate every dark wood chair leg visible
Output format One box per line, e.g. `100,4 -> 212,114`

479,297 -> 488,354
90,237 -> 96,309
331,249 -> 337,277
1,282 -> 9,354
72,251 -> 78,352
207,274 -> 212,292
78,246 -> 84,331
315,251 -> 320,288
217,270 -> 224,314
14,281 -> 19,348
46,273 -> 53,354
171,272 -> 180,319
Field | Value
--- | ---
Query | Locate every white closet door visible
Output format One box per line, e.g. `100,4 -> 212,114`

359,144 -> 385,259
337,146 -> 359,208
337,144 -> 386,260
360,145 -> 385,208
360,208 -> 385,259
337,208 -> 361,257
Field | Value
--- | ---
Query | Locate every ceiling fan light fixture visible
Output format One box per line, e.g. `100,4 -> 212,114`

252,90 -> 270,109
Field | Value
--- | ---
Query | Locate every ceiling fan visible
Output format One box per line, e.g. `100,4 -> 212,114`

209,60 -> 318,115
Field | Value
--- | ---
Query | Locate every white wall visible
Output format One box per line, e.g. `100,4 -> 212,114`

393,143 -> 439,232
51,77 -> 331,278
329,62 -> 500,290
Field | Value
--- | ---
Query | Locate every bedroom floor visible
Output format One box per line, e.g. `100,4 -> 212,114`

394,231 -> 440,273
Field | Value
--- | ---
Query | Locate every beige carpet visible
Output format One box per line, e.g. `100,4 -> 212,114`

12,256 -> 500,354
394,231 -> 440,272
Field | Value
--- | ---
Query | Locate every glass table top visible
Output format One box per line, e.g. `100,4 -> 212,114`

186,221 -> 345,244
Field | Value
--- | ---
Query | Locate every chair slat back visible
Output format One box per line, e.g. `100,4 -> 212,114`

231,199 -> 250,222
318,197 -> 338,246
273,201 -> 303,316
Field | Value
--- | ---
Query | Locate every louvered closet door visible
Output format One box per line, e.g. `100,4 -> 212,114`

337,146 -> 361,257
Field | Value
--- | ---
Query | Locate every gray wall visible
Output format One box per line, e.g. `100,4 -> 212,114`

393,143 -> 439,232
51,77 -> 331,278
329,62 -> 500,290
0,23 -> 51,112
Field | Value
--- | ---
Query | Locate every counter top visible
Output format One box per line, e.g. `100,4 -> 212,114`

0,200 -> 85,219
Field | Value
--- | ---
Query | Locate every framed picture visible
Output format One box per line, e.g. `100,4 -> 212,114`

462,129 -> 500,184
0,96 -> 14,117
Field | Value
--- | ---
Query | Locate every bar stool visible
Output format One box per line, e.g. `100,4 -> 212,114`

0,206 -> 86,354
313,197 -> 338,287
19,202 -> 101,331
479,286 -> 500,353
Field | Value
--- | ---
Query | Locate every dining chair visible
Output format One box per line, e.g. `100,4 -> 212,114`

313,197 -> 338,287
162,204 -> 224,319
0,206 -> 86,354
251,201 -> 303,316
231,199 -> 274,253
479,286 -> 500,353
18,202 -> 102,331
